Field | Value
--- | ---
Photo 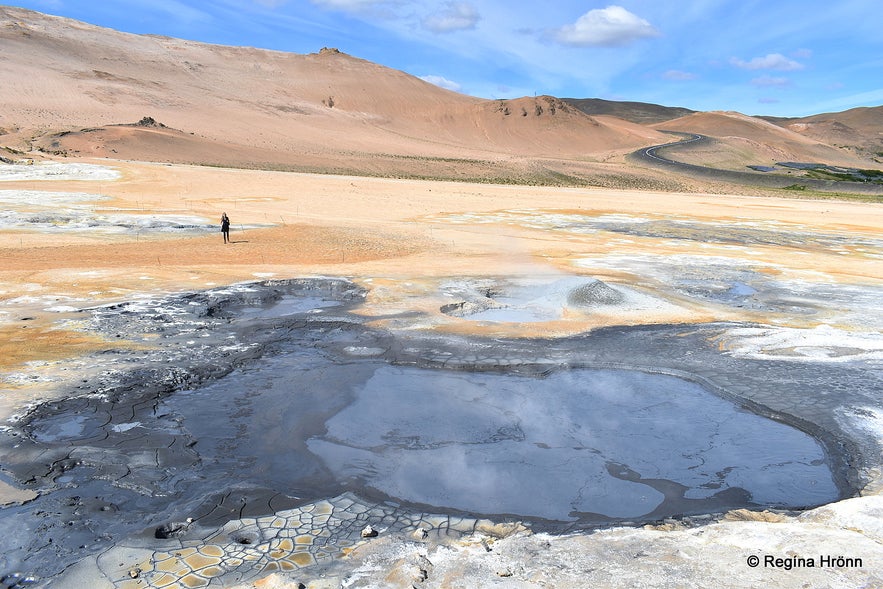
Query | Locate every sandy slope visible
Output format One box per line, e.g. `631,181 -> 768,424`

2,158 -> 880,385
0,6 -> 668,168
770,105 -> 883,156
4,6 -> 880,192
2,158 -> 882,589
2,7 -> 883,589
654,111 -> 881,170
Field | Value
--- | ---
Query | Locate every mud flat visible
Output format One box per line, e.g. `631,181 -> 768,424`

0,278 -> 878,588
0,160 -> 882,588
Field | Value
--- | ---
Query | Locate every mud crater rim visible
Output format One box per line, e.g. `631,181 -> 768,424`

0,277 -> 866,582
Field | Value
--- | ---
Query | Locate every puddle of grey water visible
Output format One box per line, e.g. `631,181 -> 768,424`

167,359 -> 838,522
728,281 -> 757,296
468,305 -> 559,323
30,414 -> 102,443
236,295 -> 340,319
448,277 -> 628,323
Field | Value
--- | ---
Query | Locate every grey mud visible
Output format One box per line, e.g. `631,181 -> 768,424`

0,278 -> 879,588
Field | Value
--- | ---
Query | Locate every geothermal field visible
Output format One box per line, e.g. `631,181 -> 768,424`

1,6 -> 883,589
0,159 -> 881,589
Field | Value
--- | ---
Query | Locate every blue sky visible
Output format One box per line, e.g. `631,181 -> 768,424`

11,0 -> 883,117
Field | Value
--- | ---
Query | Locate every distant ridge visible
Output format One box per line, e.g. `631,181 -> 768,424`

761,106 -> 883,160
0,6 -> 672,175
1,6 -> 880,187
563,98 -> 695,124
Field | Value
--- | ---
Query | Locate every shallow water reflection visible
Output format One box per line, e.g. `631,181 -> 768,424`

309,367 -> 837,520
173,359 -> 838,522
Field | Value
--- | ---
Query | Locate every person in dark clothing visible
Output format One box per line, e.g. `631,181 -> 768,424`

221,212 -> 230,244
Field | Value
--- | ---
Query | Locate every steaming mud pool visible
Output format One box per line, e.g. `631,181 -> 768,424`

0,278 -> 879,588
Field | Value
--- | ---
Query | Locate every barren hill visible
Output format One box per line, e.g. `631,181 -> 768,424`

3,7 -> 880,189
651,111 -> 881,171
0,6 -> 671,181
563,98 -> 695,125
763,106 -> 883,160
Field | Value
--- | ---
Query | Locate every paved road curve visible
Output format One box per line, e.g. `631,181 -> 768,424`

639,131 -> 706,164
628,131 -> 883,195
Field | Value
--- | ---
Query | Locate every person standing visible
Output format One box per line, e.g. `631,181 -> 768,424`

221,212 -> 230,244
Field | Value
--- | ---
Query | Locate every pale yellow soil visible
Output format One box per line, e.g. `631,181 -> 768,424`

0,118 -> 881,589
2,159 -> 880,366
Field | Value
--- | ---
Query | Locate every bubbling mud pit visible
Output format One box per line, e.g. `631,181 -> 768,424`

0,278 -> 873,588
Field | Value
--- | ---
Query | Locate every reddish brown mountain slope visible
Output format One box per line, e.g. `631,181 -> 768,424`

765,106 -> 883,159
653,111 -> 881,170
0,6 -> 667,168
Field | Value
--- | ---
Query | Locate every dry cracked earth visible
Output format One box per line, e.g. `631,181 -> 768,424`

0,161 -> 882,589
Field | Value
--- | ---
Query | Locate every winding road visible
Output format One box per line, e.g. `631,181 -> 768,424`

628,131 -> 883,195
638,131 -> 706,164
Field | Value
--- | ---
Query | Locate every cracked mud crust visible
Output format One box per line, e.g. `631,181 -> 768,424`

62,493 -> 525,589
1,162 -> 881,589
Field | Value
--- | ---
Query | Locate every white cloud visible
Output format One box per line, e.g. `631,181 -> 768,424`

551,5 -> 659,48
662,69 -> 697,81
122,0 -> 213,23
422,2 -> 480,33
730,53 -> 804,71
31,0 -> 63,8
310,0 -> 399,15
751,75 -> 791,88
420,74 -> 462,92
